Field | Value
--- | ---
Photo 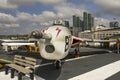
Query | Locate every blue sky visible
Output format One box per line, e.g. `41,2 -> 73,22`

0,0 -> 120,35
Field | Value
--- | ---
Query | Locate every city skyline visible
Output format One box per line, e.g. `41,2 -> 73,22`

0,0 -> 120,35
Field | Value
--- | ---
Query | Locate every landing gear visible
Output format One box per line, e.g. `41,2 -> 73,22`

54,60 -> 61,69
74,49 -> 79,57
74,45 -> 80,57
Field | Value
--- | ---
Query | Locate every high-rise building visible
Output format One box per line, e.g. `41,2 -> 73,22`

72,15 -> 83,36
73,12 -> 94,32
88,13 -> 92,30
83,12 -> 94,31
76,16 -> 80,27
73,15 -> 83,30
80,19 -> 84,31
73,15 -> 82,27
83,12 -> 88,31
91,17 -> 94,27
73,15 -> 77,27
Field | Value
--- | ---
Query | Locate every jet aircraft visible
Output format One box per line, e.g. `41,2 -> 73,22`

30,20 -> 83,69
2,20 -> 116,69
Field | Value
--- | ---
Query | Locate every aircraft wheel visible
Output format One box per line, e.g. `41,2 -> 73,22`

54,60 -> 61,69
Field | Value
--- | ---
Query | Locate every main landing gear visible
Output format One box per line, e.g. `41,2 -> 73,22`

54,60 -> 62,69
73,44 -> 80,58
74,48 -> 80,57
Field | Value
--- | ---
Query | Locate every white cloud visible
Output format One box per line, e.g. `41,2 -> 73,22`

93,0 -> 120,16
0,13 -> 19,28
0,11 -> 56,28
54,3 -> 86,19
16,12 -> 33,22
0,0 -> 17,9
16,11 -> 56,26
32,3 -> 87,25
0,13 -> 17,23
0,23 -> 19,28
8,0 -> 37,5
0,11 -> 111,34
0,3 -> 111,35
94,17 -> 110,27
0,0 -> 67,9
37,0 -> 66,5
34,11 -> 56,23
0,2 -> 93,34
9,0 -> 66,5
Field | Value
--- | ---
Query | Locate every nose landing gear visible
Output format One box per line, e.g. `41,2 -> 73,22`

54,60 -> 61,69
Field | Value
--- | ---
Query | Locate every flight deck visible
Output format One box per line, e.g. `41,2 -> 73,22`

0,47 -> 120,80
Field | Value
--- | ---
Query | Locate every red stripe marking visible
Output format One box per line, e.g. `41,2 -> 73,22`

71,38 -> 83,47
56,27 -> 61,37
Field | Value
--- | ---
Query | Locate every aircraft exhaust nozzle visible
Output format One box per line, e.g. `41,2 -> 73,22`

31,30 -> 52,39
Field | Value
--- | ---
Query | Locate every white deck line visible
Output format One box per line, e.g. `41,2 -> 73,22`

69,60 -> 120,80
38,55 -> 94,67
65,55 -> 95,62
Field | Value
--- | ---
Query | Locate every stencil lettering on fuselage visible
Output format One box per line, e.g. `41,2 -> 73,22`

65,36 -> 70,52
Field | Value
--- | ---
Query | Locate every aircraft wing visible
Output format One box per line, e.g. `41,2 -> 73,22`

0,39 -> 29,42
71,36 -> 83,47
70,37 -> 116,48
2,42 -> 35,46
82,38 -> 116,42
1,39 -> 36,46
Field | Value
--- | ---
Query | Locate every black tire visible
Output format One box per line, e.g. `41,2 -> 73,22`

54,60 -> 61,69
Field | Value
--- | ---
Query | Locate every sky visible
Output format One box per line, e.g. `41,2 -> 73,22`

0,0 -> 120,35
